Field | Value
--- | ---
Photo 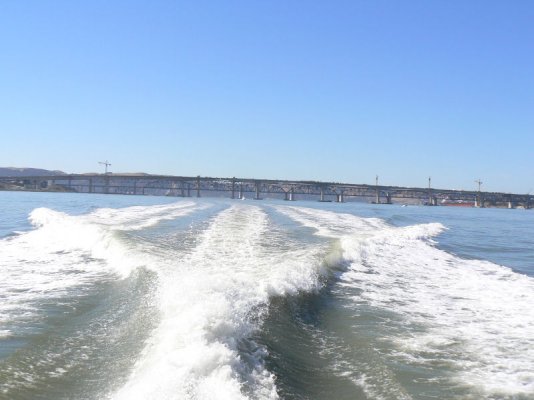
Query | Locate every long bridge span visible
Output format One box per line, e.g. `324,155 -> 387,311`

0,174 -> 531,208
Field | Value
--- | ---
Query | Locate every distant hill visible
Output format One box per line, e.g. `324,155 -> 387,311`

0,167 -> 66,177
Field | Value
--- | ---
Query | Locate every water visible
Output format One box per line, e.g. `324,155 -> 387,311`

1,191 -> 533,400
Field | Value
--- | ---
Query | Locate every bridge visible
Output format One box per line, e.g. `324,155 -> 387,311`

0,173 -> 531,209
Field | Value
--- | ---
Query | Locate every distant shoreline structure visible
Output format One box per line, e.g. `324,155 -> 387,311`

0,170 -> 531,209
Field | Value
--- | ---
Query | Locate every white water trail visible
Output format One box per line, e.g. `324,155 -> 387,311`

0,201 -> 201,337
86,201 -> 200,230
112,204 -> 328,400
276,205 -> 534,398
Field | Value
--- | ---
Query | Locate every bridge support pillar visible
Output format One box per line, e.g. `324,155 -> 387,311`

336,192 -> 344,203
231,178 -> 236,199
508,201 -> 514,209
284,191 -> 289,201
239,183 -> 243,199
289,188 -> 294,201
386,193 -> 392,204
320,187 -> 325,202
254,182 -> 261,200
196,176 -> 201,198
89,178 -> 93,193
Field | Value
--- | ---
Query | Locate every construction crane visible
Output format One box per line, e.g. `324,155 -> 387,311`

475,179 -> 483,192
98,160 -> 111,174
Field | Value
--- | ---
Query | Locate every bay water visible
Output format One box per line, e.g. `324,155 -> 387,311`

1,191 -> 533,400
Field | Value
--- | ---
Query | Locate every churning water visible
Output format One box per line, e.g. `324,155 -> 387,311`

1,192 -> 533,400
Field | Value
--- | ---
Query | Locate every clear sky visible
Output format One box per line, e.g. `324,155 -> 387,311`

1,1 -> 533,193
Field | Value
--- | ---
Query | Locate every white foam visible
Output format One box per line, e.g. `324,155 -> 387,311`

281,205 -> 534,397
352,373 -> 413,400
112,204 -> 328,400
0,201 -> 201,336
273,205 -> 386,238
85,201 -> 201,231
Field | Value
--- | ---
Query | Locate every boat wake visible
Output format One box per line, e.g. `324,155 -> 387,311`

111,204 -> 329,400
1,201 -> 533,400
275,205 -> 534,399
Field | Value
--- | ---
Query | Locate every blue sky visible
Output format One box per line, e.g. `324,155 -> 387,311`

1,1 -> 533,193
